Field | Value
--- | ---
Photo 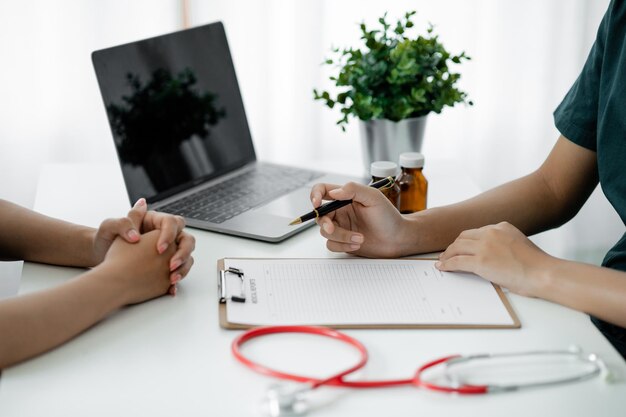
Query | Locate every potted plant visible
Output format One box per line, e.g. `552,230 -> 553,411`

314,11 -> 472,169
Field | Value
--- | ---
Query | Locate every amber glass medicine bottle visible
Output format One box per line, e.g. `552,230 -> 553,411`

370,161 -> 400,209
398,152 -> 428,214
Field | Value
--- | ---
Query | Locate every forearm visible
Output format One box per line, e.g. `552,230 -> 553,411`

400,171 -> 562,254
395,136 -> 598,256
0,199 -> 97,266
0,265 -> 125,368
532,259 -> 626,328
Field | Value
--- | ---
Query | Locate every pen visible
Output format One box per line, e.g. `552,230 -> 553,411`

288,176 -> 396,225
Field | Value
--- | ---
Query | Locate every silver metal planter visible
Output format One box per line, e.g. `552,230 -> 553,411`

359,116 -> 427,171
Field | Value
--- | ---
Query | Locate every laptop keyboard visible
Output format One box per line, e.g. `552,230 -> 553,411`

158,165 -> 324,223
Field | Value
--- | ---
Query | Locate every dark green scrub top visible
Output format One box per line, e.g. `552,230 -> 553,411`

553,0 -> 626,358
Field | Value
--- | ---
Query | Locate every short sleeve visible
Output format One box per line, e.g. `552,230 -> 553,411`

553,6 -> 611,151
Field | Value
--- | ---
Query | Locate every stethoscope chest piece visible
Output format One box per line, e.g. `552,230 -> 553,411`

262,383 -> 310,417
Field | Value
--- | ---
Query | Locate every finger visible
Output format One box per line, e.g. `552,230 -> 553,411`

319,218 -> 364,245
99,217 -> 141,243
310,183 -> 341,207
141,210 -> 172,232
326,240 -> 361,253
169,233 -> 196,271
126,198 -> 148,232
169,284 -> 177,296
141,211 -> 186,254
439,238 -> 478,261
96,218 -> 119,242
317,215 -> 336,235
155,215 -> 186,254
436,255 -> 478,273
316,210 -> 340,236
171,256 -> 194,284
328,181 -> 386,208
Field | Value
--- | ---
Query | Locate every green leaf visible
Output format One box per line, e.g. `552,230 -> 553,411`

313,10 -> 471,131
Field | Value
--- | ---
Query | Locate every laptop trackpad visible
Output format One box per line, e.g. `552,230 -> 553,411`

253,187 -> 312,218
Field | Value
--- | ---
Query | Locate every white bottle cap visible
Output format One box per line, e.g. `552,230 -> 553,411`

399,152 -> 425,169
370,161 -> 398,178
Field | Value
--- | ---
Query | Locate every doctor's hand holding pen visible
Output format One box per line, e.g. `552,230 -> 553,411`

309,181 -> 409,258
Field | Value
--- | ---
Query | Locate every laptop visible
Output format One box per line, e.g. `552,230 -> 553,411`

92,22 -> 358,242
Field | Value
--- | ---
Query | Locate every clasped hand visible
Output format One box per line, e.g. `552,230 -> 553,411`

91,198 -> 195,295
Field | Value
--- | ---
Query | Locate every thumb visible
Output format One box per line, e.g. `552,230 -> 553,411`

328,181 -> 385,208
127,198 -> 148,231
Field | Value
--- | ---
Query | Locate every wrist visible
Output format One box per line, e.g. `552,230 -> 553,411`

80,226 -> 99,267
394,214 -> 423,257
399,210 -> 443,256
525,254 -> 562,298
77,265 -> 128,314
56,224 -> 100,267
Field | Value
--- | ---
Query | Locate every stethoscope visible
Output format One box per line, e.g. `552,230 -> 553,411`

232,326 -> 611,416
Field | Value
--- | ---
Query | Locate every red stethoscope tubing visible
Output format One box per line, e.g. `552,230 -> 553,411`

231,325 -> 488,393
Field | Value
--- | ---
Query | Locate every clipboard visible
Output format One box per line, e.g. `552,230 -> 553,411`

217,258 -> 521,330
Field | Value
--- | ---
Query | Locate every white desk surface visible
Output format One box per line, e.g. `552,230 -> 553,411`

1,162 -> 624,416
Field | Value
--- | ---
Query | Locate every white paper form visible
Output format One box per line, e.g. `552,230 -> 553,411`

224,259 -> 517,327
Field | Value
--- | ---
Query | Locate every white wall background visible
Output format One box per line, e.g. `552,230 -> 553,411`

0,0 -> 622,262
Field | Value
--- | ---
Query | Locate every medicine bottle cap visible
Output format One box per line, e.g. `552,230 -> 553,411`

399,152 -> 425,169
370,161 -> 398,178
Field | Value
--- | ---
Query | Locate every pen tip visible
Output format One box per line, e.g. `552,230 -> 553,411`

288,218 -> 302,226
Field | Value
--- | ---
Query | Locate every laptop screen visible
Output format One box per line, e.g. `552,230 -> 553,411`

92,22 -> 256,204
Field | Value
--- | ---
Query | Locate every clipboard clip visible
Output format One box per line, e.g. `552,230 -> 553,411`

219,267 -> 246,303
